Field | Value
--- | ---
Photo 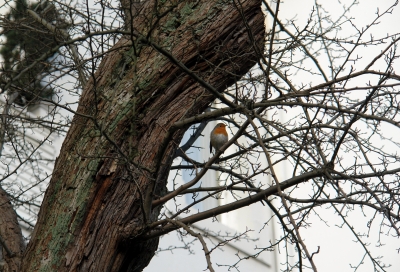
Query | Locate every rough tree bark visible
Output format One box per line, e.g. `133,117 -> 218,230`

0,187 -> 25,272
21,0 -> 265,271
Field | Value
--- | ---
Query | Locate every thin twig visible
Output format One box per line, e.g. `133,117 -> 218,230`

247,116 -> 319,272
165,218 -> 215,272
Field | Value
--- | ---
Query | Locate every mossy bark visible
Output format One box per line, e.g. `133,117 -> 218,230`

21,0 -> 265,271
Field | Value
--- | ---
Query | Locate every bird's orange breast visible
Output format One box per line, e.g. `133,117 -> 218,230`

214,126 -> 228,136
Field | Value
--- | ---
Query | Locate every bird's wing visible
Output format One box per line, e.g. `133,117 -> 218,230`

210,141 -> 212,153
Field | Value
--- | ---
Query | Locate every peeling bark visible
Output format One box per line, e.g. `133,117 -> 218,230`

22,0 -> 265,271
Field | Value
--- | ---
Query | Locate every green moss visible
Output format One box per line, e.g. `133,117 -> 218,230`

88,128 -> 102,138
32,156 -> 100,271
163,16 -> 178,32
180,3 -> 194,18
87,158 -> 101,173
107,100 -> 136,132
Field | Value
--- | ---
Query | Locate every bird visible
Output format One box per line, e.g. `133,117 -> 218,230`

210,123 -> 229,154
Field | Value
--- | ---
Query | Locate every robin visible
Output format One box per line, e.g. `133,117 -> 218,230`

210,123 -> 229,154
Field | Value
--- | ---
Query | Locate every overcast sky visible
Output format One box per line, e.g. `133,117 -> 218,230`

277,1 -> 400,271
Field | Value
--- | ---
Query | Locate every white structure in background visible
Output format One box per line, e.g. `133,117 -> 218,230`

0,99 -> 64,236
0,100 -> 283,271
2,1 -> 400,271
146,3 -> 286,271
145,118 -> 283,272
0,102 -> 283,271
0,1 -> 283,271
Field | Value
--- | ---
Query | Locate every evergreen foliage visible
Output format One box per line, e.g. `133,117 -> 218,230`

0,0 -> 67,106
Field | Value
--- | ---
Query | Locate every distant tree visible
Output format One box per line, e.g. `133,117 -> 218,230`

0,0 -> 67,106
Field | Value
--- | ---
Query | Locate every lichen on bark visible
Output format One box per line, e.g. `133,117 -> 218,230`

21,0 -> 265,271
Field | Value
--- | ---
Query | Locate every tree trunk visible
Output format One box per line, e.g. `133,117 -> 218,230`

21,0 -> 265,271
0,187 -> 25,272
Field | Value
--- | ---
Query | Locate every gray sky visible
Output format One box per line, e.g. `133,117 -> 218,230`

278,1 -> 400,271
